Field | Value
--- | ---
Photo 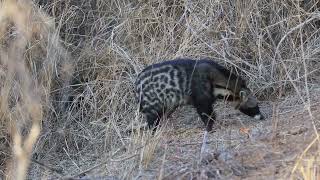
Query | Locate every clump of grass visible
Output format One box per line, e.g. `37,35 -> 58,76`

0,0 -> 72,179
291,135 -> 320,180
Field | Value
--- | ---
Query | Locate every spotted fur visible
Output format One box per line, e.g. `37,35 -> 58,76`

135,58 -> 264,132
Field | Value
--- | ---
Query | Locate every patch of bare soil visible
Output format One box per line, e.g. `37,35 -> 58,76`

134,89 -> 320,179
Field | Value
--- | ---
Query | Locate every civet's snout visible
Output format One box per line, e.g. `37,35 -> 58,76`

237,89 -> 265,120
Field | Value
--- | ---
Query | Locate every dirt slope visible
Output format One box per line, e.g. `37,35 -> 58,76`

27,89 -> 320,180
128,89 -> 320,180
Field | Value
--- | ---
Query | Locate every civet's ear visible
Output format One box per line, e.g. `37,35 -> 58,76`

239,90 -> 248,101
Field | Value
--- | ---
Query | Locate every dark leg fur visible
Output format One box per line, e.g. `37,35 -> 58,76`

191,77 -> 216,132
193,99 -> 216,132
145,113 -> 156,128
145,112 -> 161,131
146,104 -> 178,132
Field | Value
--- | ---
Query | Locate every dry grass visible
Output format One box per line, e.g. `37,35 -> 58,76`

0,0 -> 72,179
291,136 -> 320,180
1,0 -> 320,179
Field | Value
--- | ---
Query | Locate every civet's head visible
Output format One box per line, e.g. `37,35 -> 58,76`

236,89 -> 264,120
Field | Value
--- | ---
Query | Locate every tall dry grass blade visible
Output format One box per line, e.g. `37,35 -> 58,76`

0,0 -> 71,179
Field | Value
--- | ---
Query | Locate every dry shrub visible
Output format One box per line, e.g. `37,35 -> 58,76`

0,0 -> 72,179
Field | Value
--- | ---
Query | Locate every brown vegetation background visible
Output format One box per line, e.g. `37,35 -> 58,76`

0,0 -> 320,179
